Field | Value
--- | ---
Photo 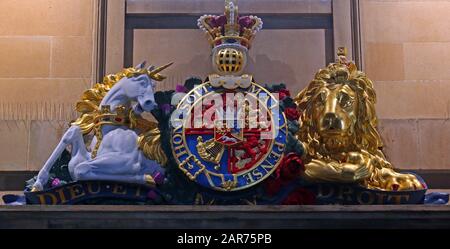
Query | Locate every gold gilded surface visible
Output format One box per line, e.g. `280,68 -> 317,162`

196,137 -> 225,164
294,48 -> 423,191
71,63 -> 172,164
144,174 -> 156,187
137,125 -> 168,166
214,47 -> 245,74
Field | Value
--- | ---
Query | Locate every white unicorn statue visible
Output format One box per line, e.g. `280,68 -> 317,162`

32,62 -> 171,191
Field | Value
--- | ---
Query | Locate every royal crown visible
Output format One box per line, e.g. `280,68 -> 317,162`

197,0 -> 263,50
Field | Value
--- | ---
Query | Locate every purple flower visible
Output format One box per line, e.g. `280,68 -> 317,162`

51,178 -> 61,187
239,16 -> 253,28
175,84 -> 187,93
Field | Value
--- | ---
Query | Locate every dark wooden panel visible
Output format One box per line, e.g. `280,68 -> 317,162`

0,171 -> 36,191
0,205 -> 449,229
408,170 -> 450,189
125,13 -> 333,29
123,26 -> 135,69
96,0 -> 108,82
325,28 -> 335,64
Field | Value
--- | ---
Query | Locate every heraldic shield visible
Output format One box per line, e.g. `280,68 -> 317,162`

171,82 -> 288,192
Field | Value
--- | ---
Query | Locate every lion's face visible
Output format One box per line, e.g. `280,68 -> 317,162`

312,84 -> 357,138
295,62 -> 382,155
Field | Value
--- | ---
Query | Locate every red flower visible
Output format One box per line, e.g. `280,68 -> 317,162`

277,153 -> 304,182
278,88 -> 291,100
282,188 -> 316,205
264,177 -> 282,196
284,107 -> 300,120
264,153 -> 304,197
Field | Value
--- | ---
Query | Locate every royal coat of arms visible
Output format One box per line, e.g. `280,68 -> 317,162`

4,0 -> 448,206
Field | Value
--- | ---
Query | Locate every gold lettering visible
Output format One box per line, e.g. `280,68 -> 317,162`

268,150 -> 282,161
86,182 -> 101,194
243,172 -> 255,184
338,185 -> 354,202
252,169 -> 263,180
357,191 -> 375,204
375,192 -> 388,204
260,162 -> 274,174
387,194 -> 410,204
112,184 -> 127,195
274,141 -> 285,151
317,184 -> 334,198
173,126 -> 183,134
37,193 -> 58,205
55,188 -> 68,204
68,184 -> 86,200
173,144 -> 188,158
172,133 -> 183,145
172,133 -> 188,158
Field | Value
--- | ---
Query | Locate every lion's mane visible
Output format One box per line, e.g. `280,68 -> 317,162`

295,62 -> 385,159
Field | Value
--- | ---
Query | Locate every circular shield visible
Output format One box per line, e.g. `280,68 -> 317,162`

171,81 -> 287,191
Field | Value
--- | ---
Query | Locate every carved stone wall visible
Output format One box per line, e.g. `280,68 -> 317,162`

360,0 -> 450,169
0,0 -> 98,171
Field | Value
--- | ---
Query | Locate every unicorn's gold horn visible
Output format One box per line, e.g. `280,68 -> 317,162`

148,62 -> 173,81
150,62 -> 173,75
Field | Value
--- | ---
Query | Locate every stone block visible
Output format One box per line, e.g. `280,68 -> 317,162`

27,120 -> 67,171
0,37 -> 50,78
418,119 -> 450,169
0,0 -> 94,36
50,36 -> 94,78
361,0 -> 450,43
364,42 -> 404,81
0,121 -> 29,171
378,119 -> 420,169
374,81 -> 450,119
403,42 -> 450,80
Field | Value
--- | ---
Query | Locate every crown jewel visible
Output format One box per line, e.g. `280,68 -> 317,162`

197,0 -> 263,50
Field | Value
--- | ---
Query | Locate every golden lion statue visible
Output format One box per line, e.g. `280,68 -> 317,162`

294,48 -> 423,191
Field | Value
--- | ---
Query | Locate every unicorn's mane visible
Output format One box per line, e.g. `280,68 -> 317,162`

72,65 -> 169,134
